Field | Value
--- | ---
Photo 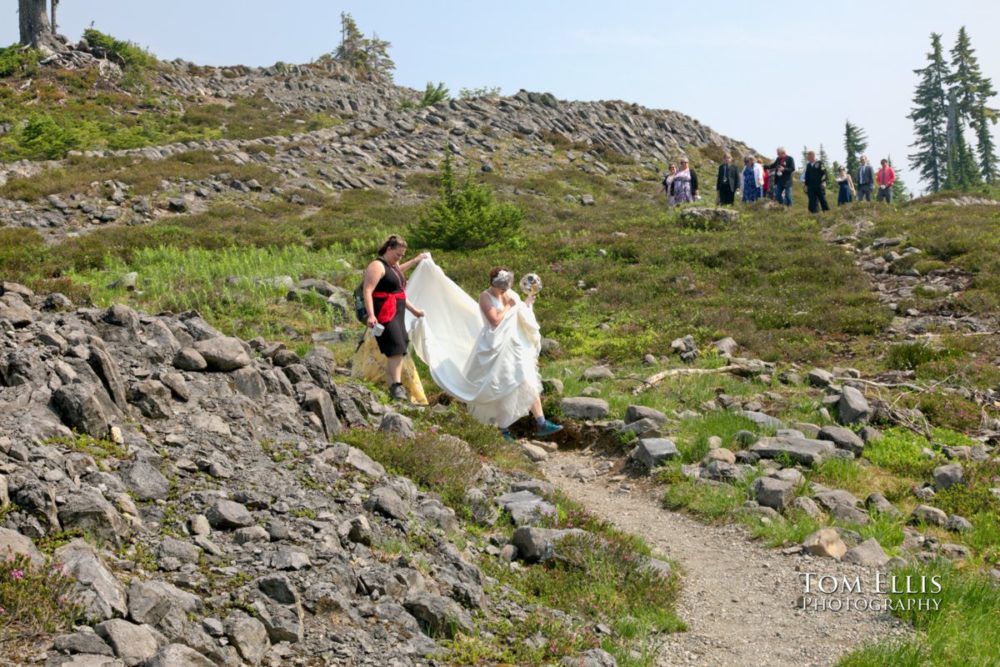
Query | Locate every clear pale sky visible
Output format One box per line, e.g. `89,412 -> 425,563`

4,1 -> 999,193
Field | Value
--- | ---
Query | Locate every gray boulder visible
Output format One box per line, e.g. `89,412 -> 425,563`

560,397 -> 609,420
0,526 -> 45,566
945,514 -> 973,533
144,644 -> 214,667
404,592 -> 474,638
94,619 -> 162,666
378,412 -> 415,438
55,540 -> 128,621
127,579 -> 203,626
624,405 -> 668,426
843,538 -> 889,568
837,386 -> 871,424
511,526 -> 588,562
750,436 -> 836,466
560,648 -> 618,667
53,382 -> 111,438
57,487 -> 127,544
192,336 -> 251,371
129,379 -> 173,419
736,410 -> 786,430
911,504 -> 947,526
120,461 -> 170,501
172,348 -> 207,372
817,425 -> 865,455
933,464 -> 963,490
629,438 -> 679,470
365,486 -> 410,521
224,611 -> 269,666
495,490 -> 557,526
865,492 -> 900,518
754,477 -> 796,511
205,499 -> 254,530
53,631 -> 115,657
302,388 -> 341,439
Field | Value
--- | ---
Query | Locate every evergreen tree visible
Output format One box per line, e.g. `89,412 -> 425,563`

334,12 -> 395,80
819,144 -> 835,190
887,156 -> 909,202
908,33 -> 950,193
947,27 -> 996,183
948,28 -> 983,121
843,121 -> 869,177
945,114 -> 980,190
974,78 -> 999,183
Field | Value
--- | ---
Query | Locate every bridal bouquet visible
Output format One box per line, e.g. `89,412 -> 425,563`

519,273 -> 542,297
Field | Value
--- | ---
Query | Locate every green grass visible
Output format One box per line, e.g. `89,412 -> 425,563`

662,479 -> 747,521
69,243 -> 352,340
862,428 -> 939,478
674,410 -> 775,462
838,561 -> 1000,667
748,508 -> 822,547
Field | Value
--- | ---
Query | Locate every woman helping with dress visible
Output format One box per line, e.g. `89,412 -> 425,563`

360,234 -> 427,401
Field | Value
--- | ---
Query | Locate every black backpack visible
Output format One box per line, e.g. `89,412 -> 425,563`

353,283 -> 368,323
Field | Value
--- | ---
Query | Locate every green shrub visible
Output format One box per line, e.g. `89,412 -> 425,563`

0,554 -> 86,650
862,428 -> 937,478
419,81 -> 449,107
410,150 -> 524,250
17,113 -> 92,160
0,43 -> 40,77
910,391 -> 982,432
932,459 -> 1000,519
886,342 -> 953,370
82,29 -> 156,70
341,427 -> 484,510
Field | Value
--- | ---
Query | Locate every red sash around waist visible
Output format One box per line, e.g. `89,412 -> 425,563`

372,291 -> 405,323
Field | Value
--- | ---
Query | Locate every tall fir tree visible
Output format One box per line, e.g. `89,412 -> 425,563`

908,33 -> 950,193
887,156 -> 909,202
945,114 -> 980,190
947,27 -> 996,183
843,121 -> 869,177
818,144 -> 835,190
974,78 -> 999,183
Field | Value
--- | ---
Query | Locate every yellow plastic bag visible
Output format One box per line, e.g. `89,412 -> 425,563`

350,331 -> 428,405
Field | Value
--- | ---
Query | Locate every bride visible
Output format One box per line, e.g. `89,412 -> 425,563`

406,259 -> 562,440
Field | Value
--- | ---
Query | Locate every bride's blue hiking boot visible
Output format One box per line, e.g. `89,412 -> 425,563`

535,419 -> 563,438
501,430 -> 516,442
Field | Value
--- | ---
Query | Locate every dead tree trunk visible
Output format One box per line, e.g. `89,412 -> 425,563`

51,0 -> 59,33
18,0 -> 57,48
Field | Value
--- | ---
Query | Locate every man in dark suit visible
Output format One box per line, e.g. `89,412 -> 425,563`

803,150 -> 830,213
769,147 -> 796,206
857,155 -> 875,201
716,153 -> 740,205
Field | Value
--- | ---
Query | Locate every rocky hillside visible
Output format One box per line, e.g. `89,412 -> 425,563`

1,282 -> 671,666
1,44 -> 749,237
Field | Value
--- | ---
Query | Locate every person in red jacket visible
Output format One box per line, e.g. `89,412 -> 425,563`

876,159 -> 896,203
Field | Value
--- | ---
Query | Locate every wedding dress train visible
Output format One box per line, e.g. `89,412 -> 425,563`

405,257 -> 542,429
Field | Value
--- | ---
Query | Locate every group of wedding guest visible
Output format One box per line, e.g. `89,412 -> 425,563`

664,148 -> 897,211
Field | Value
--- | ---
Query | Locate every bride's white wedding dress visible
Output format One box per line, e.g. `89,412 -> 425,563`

405,257 -> 542,429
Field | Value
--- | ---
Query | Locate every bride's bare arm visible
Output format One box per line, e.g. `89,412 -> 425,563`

480,292 -> 509,328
